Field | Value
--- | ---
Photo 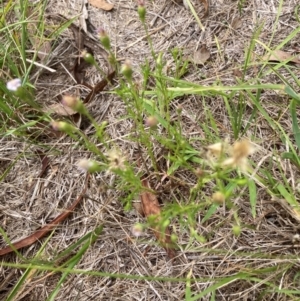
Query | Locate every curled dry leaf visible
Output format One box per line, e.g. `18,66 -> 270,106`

193,45 -> 210,65
44,102 -> 82,132
263,50 -> 300,64
88,0 -> 114,11
231,17 -> 242,30
46,103 -> 77,116
199,0 -> 209,17
232,68 -> 243,78
140,179 -> 176,260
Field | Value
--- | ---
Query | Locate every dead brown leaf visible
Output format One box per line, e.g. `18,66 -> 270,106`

140,179 -> 176,260
263,50 -> 300,64
233,68 -> 243,78
199,0 -> 209,17
193,45 -> 210,65
132,202 -> 145,216
88,0 -> 114,11
231,17 -> 242,30
46,103 -> 77,116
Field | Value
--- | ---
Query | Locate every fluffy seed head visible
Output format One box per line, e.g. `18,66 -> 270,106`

222,139 -> 255,170
207,142 -> 225,158
107,149 -> 127,171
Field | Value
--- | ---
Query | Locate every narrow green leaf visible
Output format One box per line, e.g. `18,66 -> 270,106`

248,179 -> 257,218
276,183 -> 298,208
47,225 -> 103,301
285,86 -> 300,103
202,204 -> 219,224
185,269 -> 193,301
290,100 -> 300,149
189,273 -> 252,301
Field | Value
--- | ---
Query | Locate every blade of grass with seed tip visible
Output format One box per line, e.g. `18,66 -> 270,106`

248,179 -> 257,218
47,225 -> 103,301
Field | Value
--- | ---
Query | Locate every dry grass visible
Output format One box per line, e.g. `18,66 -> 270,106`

1,0 -> 300,300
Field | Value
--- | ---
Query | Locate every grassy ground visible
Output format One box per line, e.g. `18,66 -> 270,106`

1,0 -> 300,300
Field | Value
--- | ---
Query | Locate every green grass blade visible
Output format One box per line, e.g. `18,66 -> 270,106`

290,100 -> 300,149
248,179 -> 257,218
183,0 -> 205,31
47,225 -> 103,301
185,269 -> 193,301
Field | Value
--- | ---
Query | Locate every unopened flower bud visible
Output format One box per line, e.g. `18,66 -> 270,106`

145,116 -> 158,128
62,95 -> 87,114
77,159 -> 101,173
171,233 -> 178,243
98,28 -> 111,50
6,78 -> 40,109
82,50 -> 95,65
132,223 -> 144,237
137,0 -> 146,22
232,225 -> 241,237
51,121 -> 74,132
195,168 -> 204,178
212,191 -> 225,204
121,60 -> 133,81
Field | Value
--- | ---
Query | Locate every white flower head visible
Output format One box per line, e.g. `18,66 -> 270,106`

6,78 -> 22,91
222,139 -> 256,171
107,149 -> 127,171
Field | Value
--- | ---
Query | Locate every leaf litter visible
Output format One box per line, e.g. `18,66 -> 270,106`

263,49 -> 300,64
88,0 -> 114,11
193,45 -> 210,65
140,179 -> 176,260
